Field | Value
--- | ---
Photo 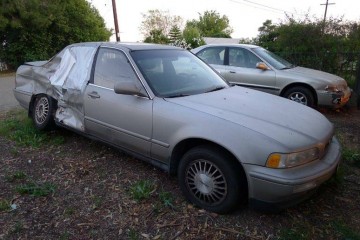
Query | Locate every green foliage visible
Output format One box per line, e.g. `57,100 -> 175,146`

16,182 -> 56,197
168,25 -> 182,43
187,10 -> 233,38
0,0 -> 111,69
5,171 -> 27,182
0,199 -> 10,212
183,25 -> 205,49
333,220 -> 360,240
159,190 -> 174,209
144,29 -> 169,44
278,226 -> 310,240
129,180 -> 155,201
128,228 -> 139,240
342,148 -> 360,168
0,110 -> 65,148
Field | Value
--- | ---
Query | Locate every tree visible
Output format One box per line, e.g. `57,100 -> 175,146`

0,0 -> 111,69
182,25 -> 205,49
187,10 -> 233,38
139,9 -> 182,42
168,25 -> 182,43
144,29 -> 169,44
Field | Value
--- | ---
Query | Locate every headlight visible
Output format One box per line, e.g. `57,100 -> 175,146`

266,148 -> 320,168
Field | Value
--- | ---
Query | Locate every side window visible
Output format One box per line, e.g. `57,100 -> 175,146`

197,47 -> 226,65
229,48 -> 262,69
94,48 -> 138,89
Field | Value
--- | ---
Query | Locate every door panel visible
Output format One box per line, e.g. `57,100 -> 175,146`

83,47 -> 152,156
224,47 -> 278,94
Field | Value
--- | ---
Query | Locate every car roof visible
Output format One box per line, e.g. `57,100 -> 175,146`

67,42 -> 182,51
198,43 -> 260,50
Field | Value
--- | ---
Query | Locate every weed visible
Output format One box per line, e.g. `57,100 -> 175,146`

6,171 -> 27,182
278,226 -> 310,240
12,221 -> 23,233
130,180 -> 155,201
10,147 -> 19,156
159,190 -> 175,209
342,148 -> 360,168
60,231 -> 70,240
128,228 -> 139,240
16,182 -> 56,197
64,207 -> 75,216
51,135 -> 65,145
92,196 -> 103,210
0,199 -> 9,211
333,220 -> 360,240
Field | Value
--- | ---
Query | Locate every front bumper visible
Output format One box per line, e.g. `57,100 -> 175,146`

317,87 -> 352,108
243,137 -> 341,211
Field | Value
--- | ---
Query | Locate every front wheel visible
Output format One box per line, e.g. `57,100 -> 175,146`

32,94 -> 56,131
178,146 -> 246,214
284,86 -> 315,107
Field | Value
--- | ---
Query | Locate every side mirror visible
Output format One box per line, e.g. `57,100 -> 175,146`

114,81 -> 148,97
256,62 -> 270,71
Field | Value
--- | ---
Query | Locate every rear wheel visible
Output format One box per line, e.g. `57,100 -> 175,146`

284,86 -> 314,107
178,145 -> 246,214
32,94 -> 55,131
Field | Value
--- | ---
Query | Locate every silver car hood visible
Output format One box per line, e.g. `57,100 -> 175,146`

283,66 -> 346,85
166,86 -> 333,150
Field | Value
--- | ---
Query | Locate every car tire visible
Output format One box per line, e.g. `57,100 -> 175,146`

178,145 -> 246,214
284,86 -> 314,107
32,94 -> 56,131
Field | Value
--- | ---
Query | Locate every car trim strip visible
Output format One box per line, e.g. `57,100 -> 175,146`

231,82 -> 280,91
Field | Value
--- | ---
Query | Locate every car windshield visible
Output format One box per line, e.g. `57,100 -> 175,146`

252,47 -> 294,70
130,50 -> 228,97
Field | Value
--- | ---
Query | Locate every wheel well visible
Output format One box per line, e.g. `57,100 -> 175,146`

280,83 -> 318,106
28,94 -> 58,118
169,138 -> 245,177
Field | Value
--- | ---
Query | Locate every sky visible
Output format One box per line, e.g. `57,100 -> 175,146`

89,0 -> 360,42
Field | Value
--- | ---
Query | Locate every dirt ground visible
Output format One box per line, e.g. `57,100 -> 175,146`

0,107 -> 359,240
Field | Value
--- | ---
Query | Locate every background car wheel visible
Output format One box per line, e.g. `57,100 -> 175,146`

32,94 -> 56,131
284,86 -> 314,107
178,145 -> 246,214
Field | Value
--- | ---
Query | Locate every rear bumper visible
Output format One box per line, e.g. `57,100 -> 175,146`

317,87 -> 352,108
243,137 -> 341,211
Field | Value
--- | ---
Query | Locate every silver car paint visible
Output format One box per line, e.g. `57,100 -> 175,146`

192,44 -> 352,107
13,42 -> 341,208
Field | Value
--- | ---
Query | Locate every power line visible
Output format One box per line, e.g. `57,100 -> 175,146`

321,0 -> 335,23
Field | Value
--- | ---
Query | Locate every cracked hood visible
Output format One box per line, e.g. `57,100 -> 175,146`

166,86 -> 333,150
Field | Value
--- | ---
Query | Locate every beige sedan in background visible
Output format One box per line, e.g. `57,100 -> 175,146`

192,44 -> 352,108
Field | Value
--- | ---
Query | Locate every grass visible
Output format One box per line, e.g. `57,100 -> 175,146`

16,182 -> 56,197
5,171 -> 27,182
342,148 -> 360,168
333,221 -> 360,240
0,110 -> 65,148
130,180 -> 156,201
0,199 -> 10,212
159,190 -> 175,209
278,226 -> 311,240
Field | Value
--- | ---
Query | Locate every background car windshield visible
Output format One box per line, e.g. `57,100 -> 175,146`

131,50 -> 228,97
252,47 -> 293,70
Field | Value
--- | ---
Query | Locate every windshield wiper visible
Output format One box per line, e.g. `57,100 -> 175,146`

205,86 -> 226,93
165,93 -> 190,98
280,64 -> 296,70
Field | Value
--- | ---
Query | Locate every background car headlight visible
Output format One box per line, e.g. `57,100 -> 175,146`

266,148 -> 320,168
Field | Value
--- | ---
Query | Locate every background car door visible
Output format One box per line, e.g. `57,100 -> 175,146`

224,47 -> 278,94
196,46 -> 228,74
84,47 -> 152,156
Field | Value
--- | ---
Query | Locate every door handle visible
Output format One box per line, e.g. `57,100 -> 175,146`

88,91 -> 100,99
229,71 -> 236,73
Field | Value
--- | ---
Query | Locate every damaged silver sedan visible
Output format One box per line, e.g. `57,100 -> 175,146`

14,42 -> 341,213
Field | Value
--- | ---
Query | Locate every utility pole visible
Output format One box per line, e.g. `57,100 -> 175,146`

111,0 -> 120,42
321,0 -> 335,24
